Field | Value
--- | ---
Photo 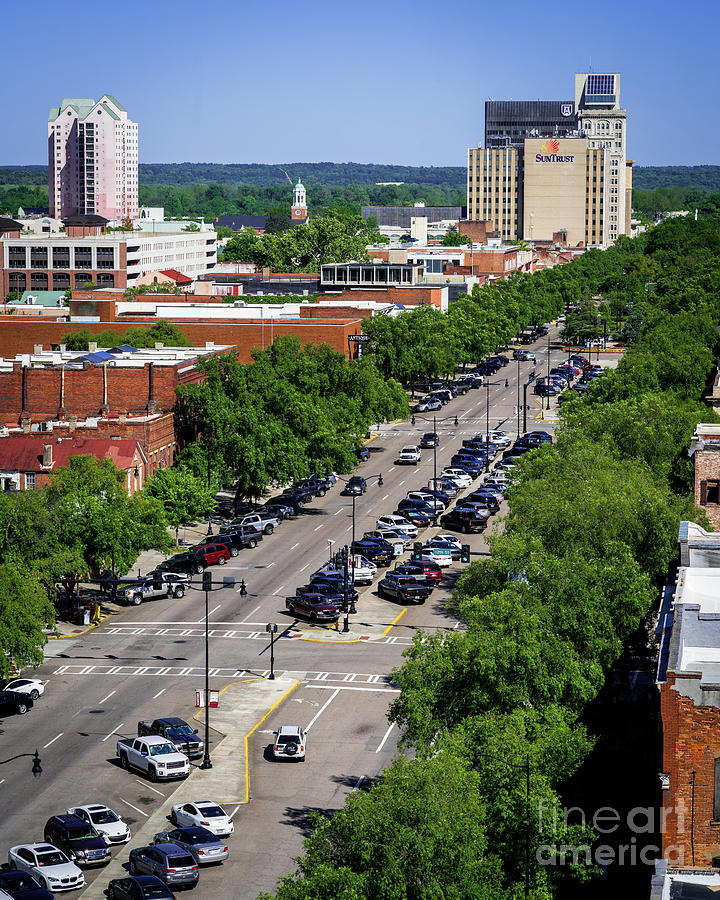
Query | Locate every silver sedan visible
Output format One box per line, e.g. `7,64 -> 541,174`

153,827 -> 229,865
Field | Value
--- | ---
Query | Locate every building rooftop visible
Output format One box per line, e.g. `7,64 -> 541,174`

0,217 -> 21,234
14,291 -> 67,308
0,435 -> 141,473
0,343 -> 234,373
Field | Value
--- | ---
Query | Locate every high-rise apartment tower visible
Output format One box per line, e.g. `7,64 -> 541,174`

48,96 -> 138,223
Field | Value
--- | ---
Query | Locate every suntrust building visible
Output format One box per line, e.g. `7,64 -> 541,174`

467,73 -> 631,248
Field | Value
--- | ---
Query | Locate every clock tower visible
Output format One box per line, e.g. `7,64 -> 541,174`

291,180 -> 308,224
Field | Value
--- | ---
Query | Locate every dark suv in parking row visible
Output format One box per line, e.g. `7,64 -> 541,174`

44,814 -> 110,866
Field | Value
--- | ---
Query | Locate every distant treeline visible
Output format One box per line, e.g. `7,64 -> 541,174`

633,165 -> 720,191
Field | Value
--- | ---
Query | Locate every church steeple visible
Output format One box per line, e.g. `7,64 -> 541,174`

291,179 -> 308,224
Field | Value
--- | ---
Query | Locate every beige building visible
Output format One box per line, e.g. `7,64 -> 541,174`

467,72 -> 630,248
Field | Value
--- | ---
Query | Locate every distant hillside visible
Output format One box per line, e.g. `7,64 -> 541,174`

633,166 -> 720,191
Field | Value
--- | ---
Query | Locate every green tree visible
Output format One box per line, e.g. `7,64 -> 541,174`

145,467 -> 217,530
0,561 -> 56,677
46,456 -> 171,576
442,227 -> 472,246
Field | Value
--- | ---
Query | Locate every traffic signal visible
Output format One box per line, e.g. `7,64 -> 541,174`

412,542 -> 423,561
461,544 -> 471,563
239,579 -> 247,596
202,571 -> 212,591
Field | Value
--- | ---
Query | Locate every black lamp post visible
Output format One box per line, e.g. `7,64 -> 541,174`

0,749 -> 43,779
265,623 -> 278,679
187,571 -> 235,770
337,473 -> 383,600
516,357 -> 522,440
410,413 -> 457,525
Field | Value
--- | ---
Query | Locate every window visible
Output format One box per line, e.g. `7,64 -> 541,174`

25,473 -> 36,489
704,481 -> 720,505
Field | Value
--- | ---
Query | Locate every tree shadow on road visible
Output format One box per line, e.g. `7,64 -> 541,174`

280,804 -> 342,837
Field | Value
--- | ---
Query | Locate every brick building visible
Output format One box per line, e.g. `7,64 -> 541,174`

656,521 -> 720,867
0,435 -> 146,495
690,424 -> 720,531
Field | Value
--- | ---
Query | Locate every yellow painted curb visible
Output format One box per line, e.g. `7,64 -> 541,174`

242,680 -> 300,804
382,607 -> 407,636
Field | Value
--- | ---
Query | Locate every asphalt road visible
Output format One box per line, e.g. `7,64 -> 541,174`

0,326 -> 599,899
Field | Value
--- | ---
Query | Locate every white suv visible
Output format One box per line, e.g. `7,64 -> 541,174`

396,445 -> 421,465
376,514 -> 418,538
272,726 -> 306,761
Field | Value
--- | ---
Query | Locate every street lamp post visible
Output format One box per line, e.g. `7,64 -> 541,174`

410,413 -> 458,524
187,571 -> 236,770
265,623 -> 278,679
0,749 -> 42,779
516,357 -> 521,440
336,473 -> 383,610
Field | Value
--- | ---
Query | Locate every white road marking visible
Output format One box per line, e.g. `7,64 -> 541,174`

272,585 -> 285,596
376,722 -> 395,753
98,690 -> 116,704
382,494 -> 389,501
267,562 -> 275,568
345,526 -> 352,532
313,524 -> 323,532
137,779 -> 164,796
43,733 -> 64,749
290,542 -> 300,550
118,797 -> 148,817
307,684 -> 401,693
242,604 -> 262,622
152,689 -> 166,699
227,804 -> 241,820
102,722 -> 124,742
299,563 -> 309,572
0,779 -> 5,786
399,479 -> 406,485
333,508 -> 343,516
305,687 -> 340,731
196,604 -> 221,624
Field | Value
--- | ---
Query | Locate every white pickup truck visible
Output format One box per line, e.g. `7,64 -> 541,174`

116,735 -> 190,782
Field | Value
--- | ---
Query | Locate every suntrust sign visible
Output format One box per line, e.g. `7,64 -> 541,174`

536,139 -> 574,163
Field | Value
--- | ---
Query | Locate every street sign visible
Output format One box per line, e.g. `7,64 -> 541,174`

348,334 -> 371,343
196,690 -> 219,708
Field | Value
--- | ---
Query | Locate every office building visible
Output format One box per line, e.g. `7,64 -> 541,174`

0,215 -> 217,296
467,73 -> 630,247
48,96 -> 138,223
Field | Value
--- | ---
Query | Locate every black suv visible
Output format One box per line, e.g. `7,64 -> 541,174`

197,525 -> 261,556
156,552 -> 206,575
43,814 -> 110,866
343,476 -> 367,496
419,432 -> 439,449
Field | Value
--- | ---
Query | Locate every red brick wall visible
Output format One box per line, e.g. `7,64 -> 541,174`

299,305 -> 372,320
660,673 -> 720,865
0,317 -> 360,363
694,442 -> 720,530
457,220 -> 497,242
320,287 -> 444,308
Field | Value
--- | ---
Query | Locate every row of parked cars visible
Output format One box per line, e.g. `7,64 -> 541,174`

533,355 -> 605,397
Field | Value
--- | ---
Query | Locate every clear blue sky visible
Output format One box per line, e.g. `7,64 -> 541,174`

1,0 -> 716,168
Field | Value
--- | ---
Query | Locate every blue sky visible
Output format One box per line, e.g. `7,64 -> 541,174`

1,0 -> 716,168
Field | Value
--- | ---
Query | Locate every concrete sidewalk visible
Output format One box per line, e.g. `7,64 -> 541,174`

78,677 -> 298,899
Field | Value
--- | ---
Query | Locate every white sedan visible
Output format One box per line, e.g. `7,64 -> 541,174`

8,844 -> 84,893
170,801 -> 234,837
441,469 -> 472,488
0,678 -> 44,700
436,534 -> 462,551
67,805 -> 131,845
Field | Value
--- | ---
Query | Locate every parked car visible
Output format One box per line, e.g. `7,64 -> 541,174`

362,530 -> 405,556
513,349 -> 536,361
377,572 -> 431,604
439,508 -> 488,534
153,827 -> 228,866
440,468 -> 473,488
420,545 -> 453,568
137,718 -> 203,759
397,498 -> 435,518
413,397 -> 442,413
127,845 -> 198,889
350,538 -> 394,566
534,383 -> 558,396
394,559 -> 443,585
116,736 -> 190,782
353,446 -> 370,462
394,508 -> 431,528
169,801 -> 234,837
262,499 -> 296,520
406,491 -> 447,512
106,875 -> 175,900
189,542 -> 231,566
156,552 -> 206,576
197,526 -> 261,556
116,572 -> 188,606
426,536 -> 462,560
7,844 -> 84,894
375,514 -> 416,537
272,725 -> 306,761
286,593 -> 339,623
0,690 -> 33,716
0,678 -> 44,700
66,805 -> 130,846
342,476 -> 367,496
302,578 -> 358,605
43,815 -> 110,867
449,456 -> 485,476
0,870 -> 54,900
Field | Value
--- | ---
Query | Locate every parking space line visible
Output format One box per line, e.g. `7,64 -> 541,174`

376,722 -> 395,753
242,605 -> 262,622
313,524 -> 323,532
43,732 -> 64,749
334,508 -> 343,516
307,684 -> 401,693
118,797 -> 148,817
98,690 -> 115,704
152,689 -> 166,699
305,687 -> 340,731
290,542 -> 300,550
299,563 -> 309,572
136,779 -> 164,796
101,722 -> 124,742
272,584 -> 285,596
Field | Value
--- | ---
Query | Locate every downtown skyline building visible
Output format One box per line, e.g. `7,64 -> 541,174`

467,73 -> 631,248
48,96 -> 138,223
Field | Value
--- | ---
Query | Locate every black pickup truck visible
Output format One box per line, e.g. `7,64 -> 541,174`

377,572 -> 431,605
137,717 -> 204,759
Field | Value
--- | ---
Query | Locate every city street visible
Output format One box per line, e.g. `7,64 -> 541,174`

0,327 -> 615,899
